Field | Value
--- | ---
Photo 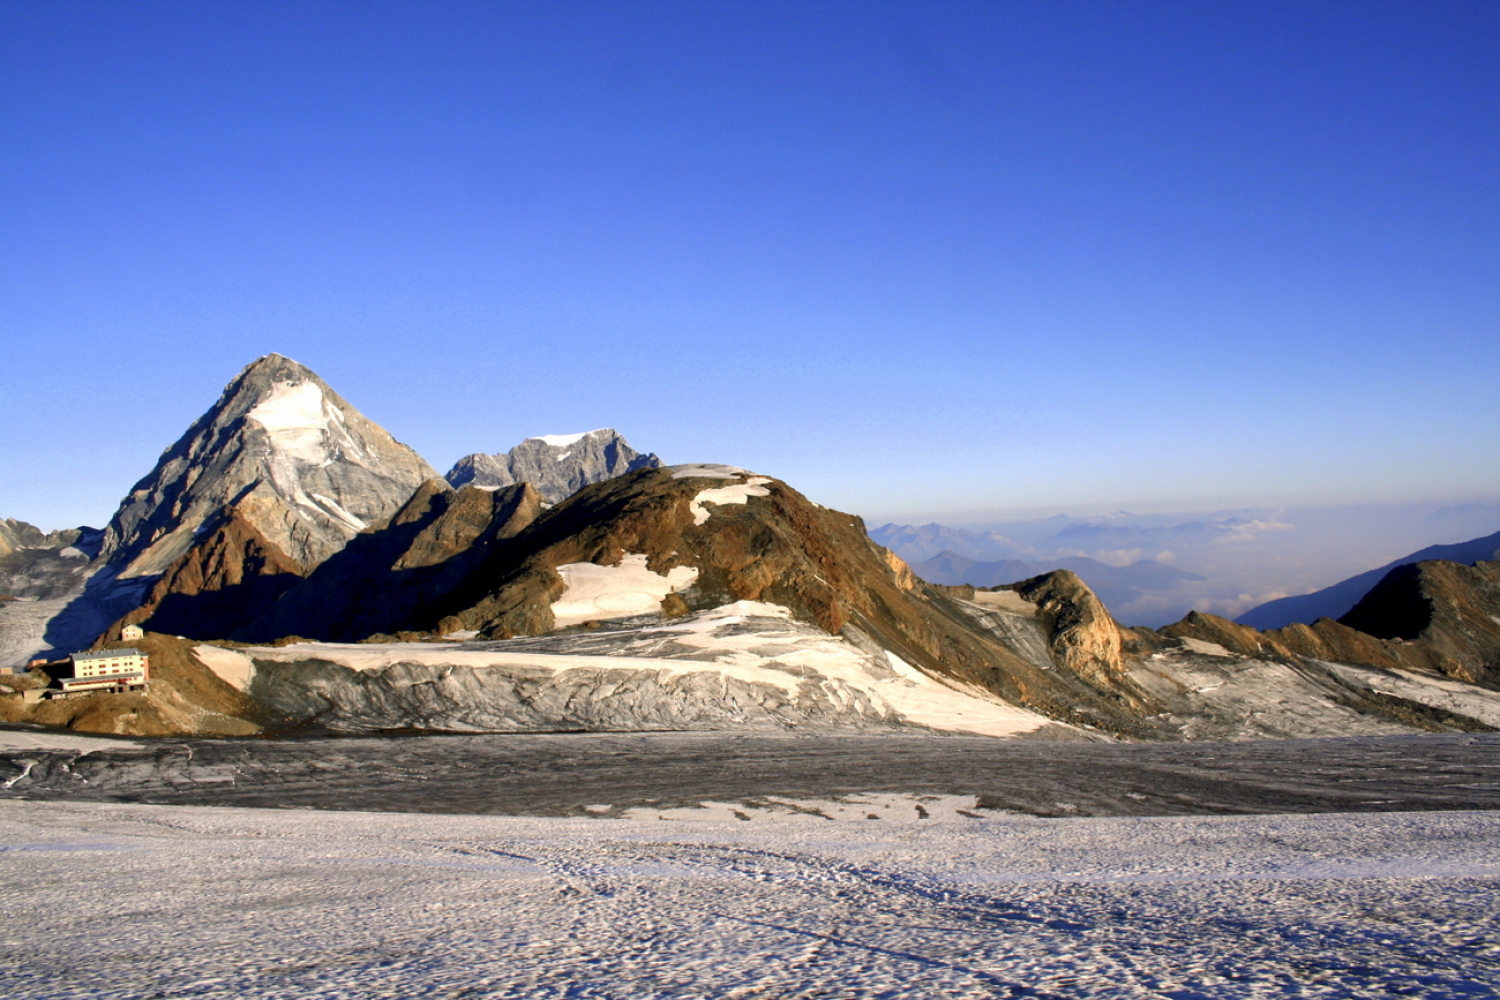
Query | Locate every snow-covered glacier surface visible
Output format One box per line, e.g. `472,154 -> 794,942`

3,799 -> 1498,999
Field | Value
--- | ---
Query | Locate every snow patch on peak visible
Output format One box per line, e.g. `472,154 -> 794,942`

247,381 -> 330,462
533,430 -> 605,448
310,493 -> 368,531
551,554 -> 699,628
248,381 -> 325,431
1179,637 -> 1234,657
690,478 -> 772,526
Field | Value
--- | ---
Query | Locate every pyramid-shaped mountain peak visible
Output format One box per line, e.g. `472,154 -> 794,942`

99,356 -> 438,578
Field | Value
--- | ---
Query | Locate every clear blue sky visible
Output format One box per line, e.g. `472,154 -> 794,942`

3,0 -> 1497,530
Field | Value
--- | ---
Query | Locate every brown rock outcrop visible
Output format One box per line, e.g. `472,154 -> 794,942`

115,507 -> 305,641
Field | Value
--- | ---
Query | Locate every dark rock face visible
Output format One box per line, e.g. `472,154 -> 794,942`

1340,563 -> 1434,641
98,353 -> 439,578
234,480 -> 542,642
1338,559 -> 1500,684
445,429 -> 661,503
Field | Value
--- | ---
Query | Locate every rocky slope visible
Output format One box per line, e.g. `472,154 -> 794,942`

115,508 -> 306,641
446,428 -> 661,503
100,353 -> 438,579
0,520 -> 102,602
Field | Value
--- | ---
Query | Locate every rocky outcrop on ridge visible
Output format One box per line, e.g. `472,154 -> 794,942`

99,354 -> 438,578
1155,559 -> 1500,689
1338,559 -> 1500,685
446,429 -> 661,503
380,466 -> 1177,739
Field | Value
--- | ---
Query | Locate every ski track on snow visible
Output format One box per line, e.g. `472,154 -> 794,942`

1,800 -> 1497,999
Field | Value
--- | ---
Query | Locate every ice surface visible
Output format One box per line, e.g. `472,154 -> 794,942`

2,799 -> 1496,999
551,554 -> 699,627
0,596 -> 73,668
690,477 -> 772,525
0,730 -> 144,753
235,601 -> 1056,736
621,601 -> 1051,737
1322,659 -> 1500,728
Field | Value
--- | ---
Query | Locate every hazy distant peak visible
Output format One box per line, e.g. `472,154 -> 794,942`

446,428 -> 662,503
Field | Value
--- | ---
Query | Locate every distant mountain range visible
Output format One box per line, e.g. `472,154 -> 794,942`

446,429 -> 661,503
2,354 -> 1498,743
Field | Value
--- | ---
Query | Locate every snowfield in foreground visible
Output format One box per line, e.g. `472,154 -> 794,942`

2,800 -> 1497,999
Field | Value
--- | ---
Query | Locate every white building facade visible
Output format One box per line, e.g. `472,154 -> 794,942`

58,648 -> 150,695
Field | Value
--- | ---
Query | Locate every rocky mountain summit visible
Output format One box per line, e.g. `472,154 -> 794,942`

100,354 -> 439,579
446,428 -> 661,503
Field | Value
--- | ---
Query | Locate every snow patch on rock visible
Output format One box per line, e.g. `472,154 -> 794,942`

969,590 -> 1038,616
246,381 -> 330,463
310,493 -> 367,531
551,555 -> 699,627
690,478 -> 772,526
534,430 -> 601,448
193,644 -> 257,692
670,464 -> 749,480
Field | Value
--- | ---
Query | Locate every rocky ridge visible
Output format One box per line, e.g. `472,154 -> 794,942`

446,428 -> 661,503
